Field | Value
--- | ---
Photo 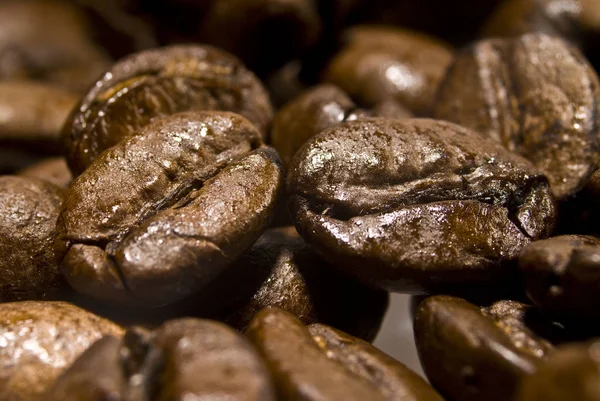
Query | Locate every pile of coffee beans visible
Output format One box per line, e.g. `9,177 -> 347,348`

2,0 -> 600,399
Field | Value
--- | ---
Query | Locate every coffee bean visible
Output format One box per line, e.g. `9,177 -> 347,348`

0,81 -> 78,150
288,118 -> 556,293
322,26 -> 453,115
0,0 -> 110,83
434,33 -> 600,200
414,296 -> 557,401
309,323 -> 445,401
57,111 -> 283,306
0,176 -> 66,301
220,227 -> 389,341
18,157 -> 73,188
520,235 -> 600,323
246,307 -> 388,401
0,301 -> 122,401
515,341 -> 600,401
61,45 -> 273,175
47,319 -> 275,401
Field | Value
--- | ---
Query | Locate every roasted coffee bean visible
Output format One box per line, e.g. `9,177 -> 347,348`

218,227 -> 388,341
58,111 -> 283,307
515,341 -> 600,401
271,84 -> 412,166
0,0 -> 110,84
46,318 -> 275,401
196,0 -> 322,75
62,45 -> 273,175
246,307 -> 388,401
0,81 -> 78,150
434,33 -> 600,200
482,0 -> 600,50
309,323 -> 445,401
520,235 -> 600,323
0,301 -> 122,401
18,157 -> 73,188
0,176 -> 66,301
322,26 -> 453,115
414,296 -> 559,401
288,118 -> 556,293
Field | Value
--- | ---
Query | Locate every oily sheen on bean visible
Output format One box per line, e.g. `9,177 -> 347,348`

287,118 -> 556,293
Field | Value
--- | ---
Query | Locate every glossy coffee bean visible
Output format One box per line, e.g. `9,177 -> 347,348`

47,319 -> 276,401
62,45 -> 273,175
220,227 -> 389,341
0,176 -> 66,301
0,81 -> 78,150
520,235 -> 600,323
322,26 -> 453,115
0,0 -> 110,83
0,301 -> 123,401
309,323 -> 445,401
515,341 -> 600,401
271,84 -> 412,166
288,118 -> 556,293
434,33 -> 600,200
482,0 -> 600,48
246,308 -> 388,401
18,157 -> 73,188
414,296 -> 558,401
57,111 -> 283,307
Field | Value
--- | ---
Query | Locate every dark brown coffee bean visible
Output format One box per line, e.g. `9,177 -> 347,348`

58,111 -> 283,307
61,45 -> 273,175
520,235 -> 600,323
271,84 -> 413,167
246,307 -> 388,401
0,81 -> 78,149
0,176 -> 66,301
481,0 -> 600,49
0,301 -> 123,401
322,26 -> 453,115
309,323 -> 445,401
288,118 -> 556,293
18,157 -> 73,188
414,296 -> 557,401
196,0 -> 322,75
515,341 -> 600,401
0,0 -> 110,83
218,227 -> 388,341
47,319 -> 275,401
434,33 -> 600,200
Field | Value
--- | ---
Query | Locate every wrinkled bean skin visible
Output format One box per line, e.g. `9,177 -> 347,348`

322,26 -> 453,115
47,319 -> 276,401
18,157 -> 73,188
246,308 -> 388,401
271,84 -> 412,166
288,118 -> 556,293
0,176 -> 66,301
220,227 -> 388,341
0,81 -> 78,148
520,235 -> 600,323
0,0 -> 110,86
309,323 -> 445,401
0,301 -> 123,401
57,111 -> 284,306
414,296 -> 557,401
515,341 -> 600,401
434,33 -> 600,200
62,45 -> 273,175
271,84 -> 359,166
